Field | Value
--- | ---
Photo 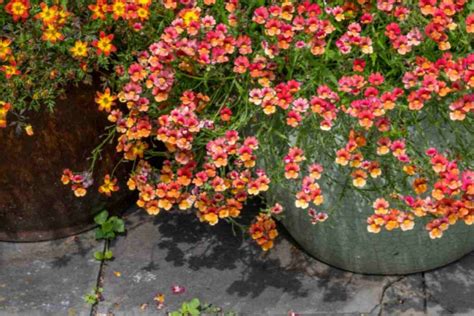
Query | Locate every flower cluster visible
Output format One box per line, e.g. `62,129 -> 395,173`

249,213 -> 278,251
88,0 -> 152,27
61,169 -> 93,197
419,0 -> 467,51
367,198 -> 415,234
252,2 -> 335,56
385,22 -> 423,55
368,148 -> 474,238
402,53 -> 474,118
34,2 -> 70,44
3,0 -> 473,252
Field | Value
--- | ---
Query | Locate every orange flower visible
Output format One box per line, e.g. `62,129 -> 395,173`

249,213 -> 278,251
0,101 -> 11,128
92,32 -> 117,56
284,163 -> 299,180
95,88 -> 117,112
41,24 -> 64,43
35,2 -> 59,25
0,38 -> 12,61
413,178 -> 428,195
5,0 -> 30,22
24,124 -> 33,136
73,186 -> 87,197
351,169 -> 367,188
88,0 -> 108,20
98,174 -> 119,197
1,60 -> 21,79
335,149 -> 350,166
110,0 -> 126,20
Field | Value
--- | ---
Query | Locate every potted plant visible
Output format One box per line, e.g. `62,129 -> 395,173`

0,0 -> 168,240
2,0 -> 473,275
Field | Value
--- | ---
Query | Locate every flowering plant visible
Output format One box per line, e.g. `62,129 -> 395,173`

2,0 -> 474,251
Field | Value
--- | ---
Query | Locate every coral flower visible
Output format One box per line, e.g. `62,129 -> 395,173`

467,14 -> 474,33
352,169 -> 367,188
373,198 -> 389,215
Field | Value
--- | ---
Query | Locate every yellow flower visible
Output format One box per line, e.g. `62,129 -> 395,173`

70,40 -> 88,59
182,9 -> 199,26
95,88 -> 117,112
0,39 -> 12,61
41,24 -> 64,43
24,124 -> 34,136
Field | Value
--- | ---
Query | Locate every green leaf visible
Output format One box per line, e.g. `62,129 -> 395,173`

94,251 -> 103,261
188,298 -> 200,309
112,218 -> 125,233
188,307 -> 200,316
102,221 -> 113,233
104,250 -> 113,260
370,53 -> 377,66
94,210 -> 109,225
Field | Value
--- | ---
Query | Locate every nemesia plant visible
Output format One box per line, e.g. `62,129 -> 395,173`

1,0 -> 473,251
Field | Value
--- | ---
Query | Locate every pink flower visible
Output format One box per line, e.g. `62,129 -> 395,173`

171,285 -> 185,294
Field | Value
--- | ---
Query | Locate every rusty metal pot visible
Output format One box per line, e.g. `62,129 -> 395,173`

0,82 -> 134,241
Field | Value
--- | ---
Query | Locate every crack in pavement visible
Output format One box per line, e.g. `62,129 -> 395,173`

367,276 -> 406,315
90,241 -> 107,316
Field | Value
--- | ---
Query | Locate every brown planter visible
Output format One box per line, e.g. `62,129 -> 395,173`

0,81 -> 134,242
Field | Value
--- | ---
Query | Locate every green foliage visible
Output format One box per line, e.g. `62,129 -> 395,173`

170,298 -> 201,316
83,287 -> 103,306
94,210 -> 125,240
93,210 -> 125,261
169,298 -> 236,316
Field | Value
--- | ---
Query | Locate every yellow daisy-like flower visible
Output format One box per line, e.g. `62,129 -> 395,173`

95,88 -> 117,112
70,40 -> 88,59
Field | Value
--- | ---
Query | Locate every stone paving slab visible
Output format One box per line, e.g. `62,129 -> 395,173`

95,208 -> 434,315
0,207 -> 473,315
0,230 -> 103,315
425,251 -> 474,315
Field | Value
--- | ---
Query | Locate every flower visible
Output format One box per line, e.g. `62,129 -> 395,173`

0,101 -> 12,128
249,213 -> 278,251
0,38 -> 12,61
98,174 -> 119,197
5,0 -> 30,22
92,32 -> 117,56
171,285 -> 185,294
95,88 -> 117,112
70,41 -> 88,59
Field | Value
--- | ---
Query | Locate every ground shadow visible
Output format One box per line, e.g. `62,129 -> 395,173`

151,202 -> 309,299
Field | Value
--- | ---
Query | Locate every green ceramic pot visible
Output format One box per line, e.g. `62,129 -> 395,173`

265,117 -> 474,275
268,184 -> 474,275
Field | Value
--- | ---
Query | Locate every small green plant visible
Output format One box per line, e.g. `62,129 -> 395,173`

93,210 -> 125,261
83,287 -> 103,306
169,298 -> 235,316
